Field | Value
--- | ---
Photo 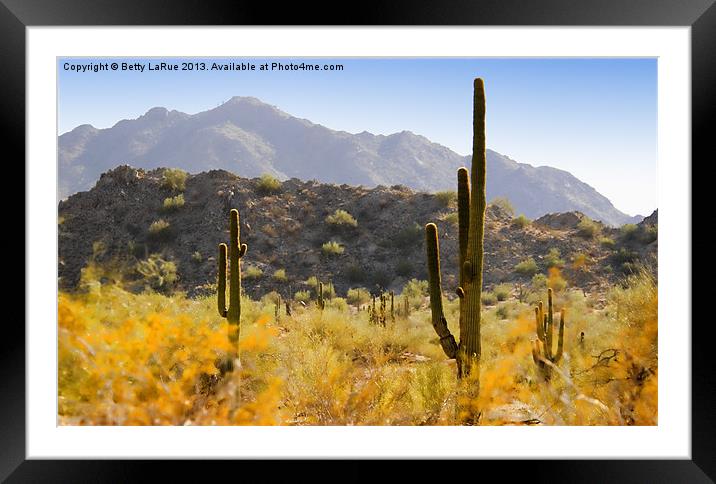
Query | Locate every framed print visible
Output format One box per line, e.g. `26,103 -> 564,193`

6,0 -> 713,480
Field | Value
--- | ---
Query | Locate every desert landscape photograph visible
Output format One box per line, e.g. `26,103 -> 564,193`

57,57 -> 657,426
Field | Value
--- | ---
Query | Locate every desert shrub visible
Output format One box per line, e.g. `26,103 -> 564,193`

256,173 -> 282,194
490,196 -> 515,216
402,279 -> 428,299
531,273 -> 548,290
322,282 -> 336,299
393,223 -> 423,248
620,223 -> 639,241
325,209 -> 358,228
293,290 -> 312,304
322,241 -> 345,256
640,225 -> 658,244
395,260 -> 414,278
162,194 -> 185,211
326,297 -> 348,311
191,251 -> 202,263
511,214 -> 530,229
244,266 -> 264,279
346,287 -> 371,306
495,304 -> 510,320
305,276 -> 319,288
161,168 -> 188,192
273,269 -> 288,282
576,218 -> 600,239
514,257 -> 538,277
545,248 -> 565,268
434,190 -> 457,208
493,283 -> 512,301
481,292 -> 497,306
599,236 -> 616,248
613,248 -> 637,264
134,255 -> 177,292
148,219 -> 172,242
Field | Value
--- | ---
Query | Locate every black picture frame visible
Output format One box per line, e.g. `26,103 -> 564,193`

6,0 -> 712,480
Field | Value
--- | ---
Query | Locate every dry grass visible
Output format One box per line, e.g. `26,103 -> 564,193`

58,265 -> 657,426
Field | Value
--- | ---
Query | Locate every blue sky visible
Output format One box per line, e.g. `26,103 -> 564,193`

58,57 -> 657,216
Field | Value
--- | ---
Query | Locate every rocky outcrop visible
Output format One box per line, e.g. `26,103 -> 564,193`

58,166 -> 656,299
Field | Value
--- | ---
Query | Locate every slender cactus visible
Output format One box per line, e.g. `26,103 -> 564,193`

317,282 -> 325,310
217,209 -> 248,370
425,78 -> 487,379
531,288 -> 566,379
390,291 -> 395,321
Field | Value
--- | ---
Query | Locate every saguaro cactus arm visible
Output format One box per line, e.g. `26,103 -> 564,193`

553,308 -> 565,364
226,209 -> 243,325
457,167 -> 471,289
218,243 -> 228,318
425,223 -> 458,358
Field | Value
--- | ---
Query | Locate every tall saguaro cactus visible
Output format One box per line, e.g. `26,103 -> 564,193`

425,78 -> 487,379
218,209 -> 248,358
531,288 -> 565,379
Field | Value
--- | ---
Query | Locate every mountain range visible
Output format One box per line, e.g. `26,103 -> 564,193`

59,96 -> 643,226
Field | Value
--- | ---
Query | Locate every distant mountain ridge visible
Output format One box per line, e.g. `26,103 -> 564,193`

59,96 -> 642,226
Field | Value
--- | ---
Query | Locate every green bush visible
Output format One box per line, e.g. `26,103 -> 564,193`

640,225 -> 658,244
256,173 -> 282,194
149,219 -> 170,234
293,290 -> 312,304
490,196 -> 515,216
493,283 -> 512,301
511,214 -> 530,229
620,223 -> 639,241
599,236 -> 616,249
434,190 -> 457,208
393,222 -> 423,247
148,219 -> 172,242
244,266 -> 264,279
162,194 -> 185,211
326,297 -> 348,311
545,248 -> 565,268
305,276 -> 319,288
322,282 -> 336,299
322,241 -> 345,256
161,168 -> 188,192
402,279 -> 428,299
273,269 -> 288,282
325,209 -> 358,228
481,292 -> 497,306
577,218 -> 600,239
514,257 -> 539,277
531,273 -> 548,291
191,251 -> 202,263
346,287 -> 371,306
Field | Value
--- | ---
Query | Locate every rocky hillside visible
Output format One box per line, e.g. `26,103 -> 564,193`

58,166 -> 657,299
59,97 -> 640,226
